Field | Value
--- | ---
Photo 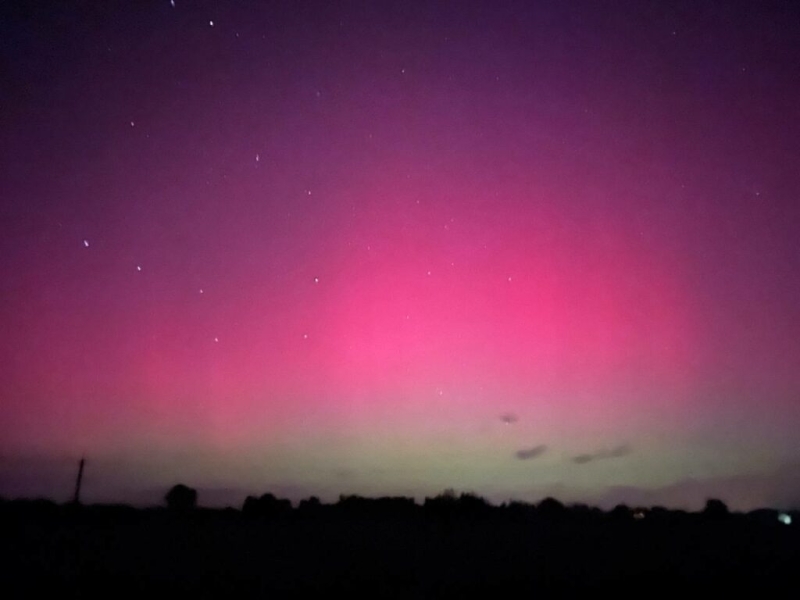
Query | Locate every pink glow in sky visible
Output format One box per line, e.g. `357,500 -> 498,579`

1,1 -> 799,510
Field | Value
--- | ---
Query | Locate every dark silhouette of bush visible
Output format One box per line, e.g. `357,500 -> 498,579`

422,490 -> 493,522
298,496 -> 322,514
165,484 -> 197,511
703,498 -> 729,520
423,489 -> 458,509
746,508 -> 778,525
566,502 -> 602,525
242,495 -> 259,515
505,500 -> 535,522
456,492 -> 492,516
335,494 -> 416,519
536,497 -> 566,519
610,504 -> 632,521
242,493 -> 292,517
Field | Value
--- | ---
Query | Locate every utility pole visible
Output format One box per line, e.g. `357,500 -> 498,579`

73,457 -> 85,504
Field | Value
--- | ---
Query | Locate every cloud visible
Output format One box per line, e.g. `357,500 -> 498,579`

607,444 -> 631,458
572,444 -> 632,465
515,445 -> 548,460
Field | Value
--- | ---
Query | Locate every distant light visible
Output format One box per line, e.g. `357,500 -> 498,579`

634,511 -> 645,520
136,265 -> 142,271
209,20 -> 214,27
313,277 -> 319,283
214,337 -> 219,343
778,513 -> 792,525
83,239 -> 89,247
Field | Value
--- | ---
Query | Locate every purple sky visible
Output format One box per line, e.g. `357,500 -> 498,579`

1,0 -> 799,510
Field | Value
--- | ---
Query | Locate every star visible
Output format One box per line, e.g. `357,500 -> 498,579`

170,0 -> 175,7
209,20 -> 214,27
130,121 -> 135,127
255,153 -> 260,162
199,289 -> 204,294
303,333 -> 308,339
83,239 -> 89,247
136,265 -> 142,271
214,337 -> 219,343
313,277 -> 319,283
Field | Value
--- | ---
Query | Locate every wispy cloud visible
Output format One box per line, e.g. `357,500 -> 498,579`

515,445 -> 548,460
500,413 -> 518,425
572,444 -> 632,465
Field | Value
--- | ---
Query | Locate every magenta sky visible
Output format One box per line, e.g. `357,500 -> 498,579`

2,0 -> 799,510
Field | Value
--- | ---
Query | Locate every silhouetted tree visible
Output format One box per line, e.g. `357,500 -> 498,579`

505,500 -> 534,521
610,504 -> 632,521
242,493 -> 292,517
536,497 -> 566,520
458,492 -> 492,516
165,484 -> 197,511
298,496 -> 322,514
703,498 -> 729,520
242,495 -> 260,515
746,508 -> 778,525
569,502 -> 601,523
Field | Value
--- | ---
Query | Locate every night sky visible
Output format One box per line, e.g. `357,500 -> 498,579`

2,0 -> 799,510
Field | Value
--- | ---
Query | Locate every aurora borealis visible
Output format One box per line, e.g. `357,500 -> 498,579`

2,1 -> 799,509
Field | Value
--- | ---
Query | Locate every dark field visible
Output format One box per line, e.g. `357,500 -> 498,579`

1,497 -> 798,597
